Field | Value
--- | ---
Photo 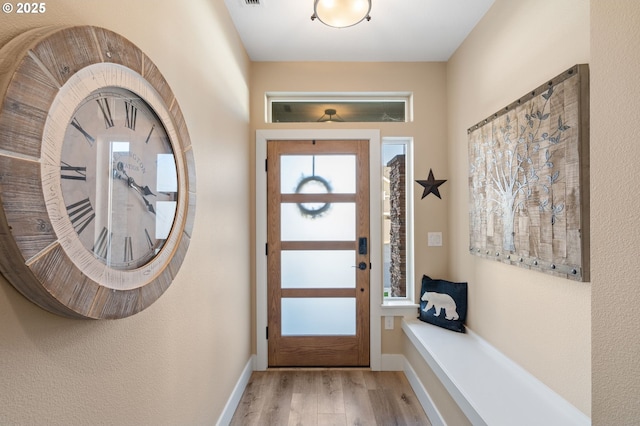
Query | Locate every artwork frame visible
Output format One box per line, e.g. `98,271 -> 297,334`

468,64 -> 590,281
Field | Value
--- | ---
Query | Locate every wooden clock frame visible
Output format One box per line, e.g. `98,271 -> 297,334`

0,26 -> 196,319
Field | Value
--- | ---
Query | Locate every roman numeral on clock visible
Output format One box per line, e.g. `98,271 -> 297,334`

145,228 -> 154,249
96,98 -> 114,128
124,236 -> 133,262
145,124 -> 156,144
60,162 -> 87,181
70,118 -> 96,146
125,101 -> 138,131
93,226 -> 111,259
66,197 -> 95,235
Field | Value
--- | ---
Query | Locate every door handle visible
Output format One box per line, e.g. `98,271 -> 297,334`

357,262 -> 367,270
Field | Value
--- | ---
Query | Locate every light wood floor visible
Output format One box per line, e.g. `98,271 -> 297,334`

230,369 -> 432,426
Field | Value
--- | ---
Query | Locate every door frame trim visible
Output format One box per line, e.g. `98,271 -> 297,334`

255,129 -> 382,371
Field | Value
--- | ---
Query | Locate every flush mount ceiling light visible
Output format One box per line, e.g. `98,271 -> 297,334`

311,0 -> 372,28
317,108 -> 344,122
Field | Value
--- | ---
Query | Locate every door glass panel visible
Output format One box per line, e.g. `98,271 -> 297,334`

281,155 -> 356,194
281,298 -> 356,336
282,250 -> 356,288
281,202 -> 355,241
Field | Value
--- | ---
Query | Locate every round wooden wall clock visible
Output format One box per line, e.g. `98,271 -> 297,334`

0,26 -> 196,319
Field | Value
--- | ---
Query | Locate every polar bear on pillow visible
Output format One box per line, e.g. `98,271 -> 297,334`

421,291 -> 459,321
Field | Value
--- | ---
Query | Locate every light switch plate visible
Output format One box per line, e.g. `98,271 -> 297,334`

385,316 -> 394,330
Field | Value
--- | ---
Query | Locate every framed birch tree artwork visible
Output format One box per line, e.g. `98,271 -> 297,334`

468,65 -> 590,281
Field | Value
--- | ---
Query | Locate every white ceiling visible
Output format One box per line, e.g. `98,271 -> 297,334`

223,0 -> 495,62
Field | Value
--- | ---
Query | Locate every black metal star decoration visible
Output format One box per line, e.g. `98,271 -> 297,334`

416,169 -> 447,199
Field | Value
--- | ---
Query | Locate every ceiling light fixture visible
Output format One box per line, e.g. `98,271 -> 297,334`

317,108 -> 344,122
311,0 -> 372,28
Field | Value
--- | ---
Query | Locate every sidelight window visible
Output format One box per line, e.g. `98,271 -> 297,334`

382,139 -> 414,300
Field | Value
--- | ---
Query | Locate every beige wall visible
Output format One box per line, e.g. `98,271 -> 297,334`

0,1 -> 252,424
249,62 -> 449,354
446,0 -> 591,415
591,0 -> 640,423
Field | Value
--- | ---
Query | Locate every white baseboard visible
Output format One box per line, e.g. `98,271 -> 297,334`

216,355 -> 254,426
403,357 -> 447,426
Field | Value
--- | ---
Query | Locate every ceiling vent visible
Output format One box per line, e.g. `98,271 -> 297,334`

242,0 -> 263,6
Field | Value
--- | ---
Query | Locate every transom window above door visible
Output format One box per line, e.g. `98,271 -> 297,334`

266,93 -> 412,123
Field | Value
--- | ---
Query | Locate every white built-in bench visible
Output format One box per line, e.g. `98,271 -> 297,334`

402,318 -> 590,426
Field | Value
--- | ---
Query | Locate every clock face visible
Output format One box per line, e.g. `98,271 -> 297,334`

60,87 -> 178,270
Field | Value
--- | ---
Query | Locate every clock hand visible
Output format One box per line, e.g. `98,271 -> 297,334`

127,178 -> 156,214
124,177 -> 155,214
116,162 -> 156,196
113,162 -> 156,214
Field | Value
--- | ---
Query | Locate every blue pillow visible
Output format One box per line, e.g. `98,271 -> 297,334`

418,275 -> 468,333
